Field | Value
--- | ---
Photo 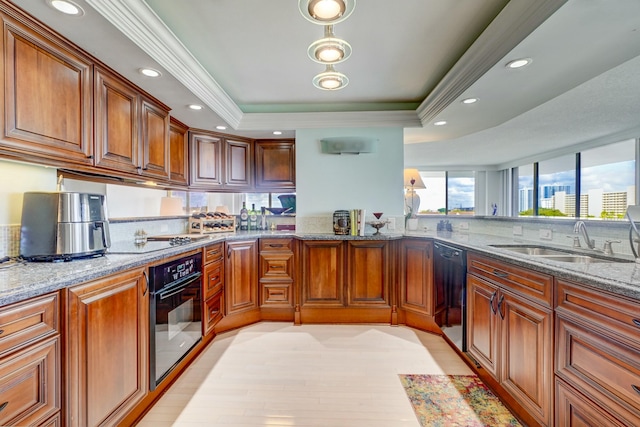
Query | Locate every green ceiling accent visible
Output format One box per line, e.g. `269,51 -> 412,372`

238,102 -> 421,114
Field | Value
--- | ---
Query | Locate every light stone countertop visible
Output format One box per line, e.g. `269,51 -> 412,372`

1,230 -> 639,307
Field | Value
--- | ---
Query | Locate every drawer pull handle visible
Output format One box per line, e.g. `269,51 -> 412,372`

0,402 -> 8,413
493,269 -> 509,278
270,265 -> 284,269
210,275 -> 220,283
633,384 -> 640,395
497,294 -> 505,319
633,319 -> 640,328
268,244 -> 284,248
0,329 -> 4,335
490,291 -> 497,315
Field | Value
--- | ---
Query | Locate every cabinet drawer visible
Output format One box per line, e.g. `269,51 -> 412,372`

556,314 -> 640,426
204,293 -> 223,335
556,279 -> 640,344
468,253 -> 553,307
0,293 -> 59,357
204,242 -> 224,264
260,253 -> 293,280
556,378 -> 628,427
261,283 -> 293,307
260,238 -> 294,252
204,260 -> 224,300
0,337 -> 60,426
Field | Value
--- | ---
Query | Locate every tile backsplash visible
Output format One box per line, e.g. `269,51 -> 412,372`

0,225 -> 20,258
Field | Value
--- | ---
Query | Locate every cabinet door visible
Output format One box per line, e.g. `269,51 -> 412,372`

169,117 -> 189,185
140,97 -> 170,180
466,273 -> 499,378
255,140 -> 295,190
500,290 -> 553,427
556,378 -> 628,427
300,240 -> 345,307
225,240 -> 258,315
346,241 -> 390,307
398,239 -> 433,314
94,66 -> 139,174
0,337 -> 60,426
189,132 -> 223,188
225,138 -> 253,189
2,19 -> 92,165
66,268 -> 148,427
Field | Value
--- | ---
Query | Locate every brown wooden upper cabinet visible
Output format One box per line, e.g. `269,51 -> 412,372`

224,138 -> 253,190
0,10 -> 93,167
94,66 -> 169,180
189,130 -> 253,191
168,117 -> 189,186
255,139 -> 295,190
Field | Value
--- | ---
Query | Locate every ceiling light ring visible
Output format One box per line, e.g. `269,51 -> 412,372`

312,65 -> 349,90
298,0 -> 356,25
308,36 -> 352,64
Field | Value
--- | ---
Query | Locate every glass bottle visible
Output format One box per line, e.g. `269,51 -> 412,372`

249,203 -> 258,230
240,202 -> 248,231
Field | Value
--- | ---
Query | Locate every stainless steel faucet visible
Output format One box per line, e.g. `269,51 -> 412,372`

573,221 -> 596,249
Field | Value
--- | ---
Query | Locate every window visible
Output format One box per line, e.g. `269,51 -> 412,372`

517,164 -> 534,215
538,154 -> 575,217
448,172 -> 475,215
415,171 -> 445,215
580,139 -> 635,219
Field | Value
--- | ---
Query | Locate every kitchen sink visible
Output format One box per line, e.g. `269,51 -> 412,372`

489,245 -> 634,264
490,245 -> 569,256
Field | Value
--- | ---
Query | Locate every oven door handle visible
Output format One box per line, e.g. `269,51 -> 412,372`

158,272 -> 202,300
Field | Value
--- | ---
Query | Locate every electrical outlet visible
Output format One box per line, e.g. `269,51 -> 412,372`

539,228 -> 553,240
513,225 -> 523,236
387,217 -> 396,230
459,222 -> 469,231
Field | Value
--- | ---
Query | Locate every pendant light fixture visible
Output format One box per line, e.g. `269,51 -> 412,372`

312,64 -> 349,90
308,25 -> 352,64
299,0 -> 356,25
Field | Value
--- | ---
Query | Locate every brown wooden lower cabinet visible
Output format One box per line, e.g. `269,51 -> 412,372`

259,238 -> 294,310
0,292 -> 61,426
225,240 -> 258,315
298,239 -> 393,324
555,279 -> 640,427
203,242 -> 225,336
0,337 -> 60,426
66,267 -> 148,427
398,238 -> 434,315
467,253 -> 553,427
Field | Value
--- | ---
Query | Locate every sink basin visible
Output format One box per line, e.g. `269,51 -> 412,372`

490,245 -> 569,256
489,244 -> 633,264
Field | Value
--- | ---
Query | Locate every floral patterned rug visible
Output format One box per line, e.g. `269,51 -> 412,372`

399,374 -> 522,427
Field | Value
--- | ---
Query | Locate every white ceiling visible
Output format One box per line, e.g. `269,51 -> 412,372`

11,0 -> 640,169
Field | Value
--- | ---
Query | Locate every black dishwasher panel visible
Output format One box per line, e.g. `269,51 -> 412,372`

434,241 -> 467,352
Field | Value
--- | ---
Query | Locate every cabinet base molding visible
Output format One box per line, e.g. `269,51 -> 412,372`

214,309 -> 261,334
299,307 -> 392,324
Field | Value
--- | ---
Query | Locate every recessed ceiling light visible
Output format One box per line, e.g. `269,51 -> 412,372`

434,121 -> 447,126
273,131 -> 283,135
505,58 -> 531,69
216,125 -> 227,130
188,104 -> 203,110
48,0 -> 84,16
139,68 -> 161,77
461,98 -> 478,104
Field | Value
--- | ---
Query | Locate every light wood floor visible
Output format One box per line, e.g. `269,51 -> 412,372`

137,323 -> 473,427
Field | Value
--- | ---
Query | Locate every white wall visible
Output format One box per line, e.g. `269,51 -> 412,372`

0,160 -> 57,224
295,127 -> 404,232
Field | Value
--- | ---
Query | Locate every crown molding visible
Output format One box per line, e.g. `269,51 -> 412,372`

86,0 -> 244,128
416,0 -> 567,125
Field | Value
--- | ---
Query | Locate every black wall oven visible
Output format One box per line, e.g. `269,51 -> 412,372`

149,252 -> 203,390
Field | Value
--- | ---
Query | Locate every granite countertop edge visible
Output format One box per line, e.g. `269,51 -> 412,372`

1,230 -> 639,307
